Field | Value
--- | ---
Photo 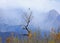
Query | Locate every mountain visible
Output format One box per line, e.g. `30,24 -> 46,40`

56,15 -> 60,22
42,9 -> 60,30
0,23 -> 28,34
53,15 -> 60,28
46,9 -> 59,22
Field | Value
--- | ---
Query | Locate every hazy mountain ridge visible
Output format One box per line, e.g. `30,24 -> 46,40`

0,9 -> 60,32
48,9 -> 60,28
40,9 -> 60,30
0,23 -> 28,34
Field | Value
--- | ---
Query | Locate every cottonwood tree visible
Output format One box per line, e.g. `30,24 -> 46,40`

22,8 -> 33,38
55,27 -> 60,43
57,27 -> 60,33
50,27 -> 56,43
36,26 -> 41,43
50,28 -> 56,39
44,32 -> 48,43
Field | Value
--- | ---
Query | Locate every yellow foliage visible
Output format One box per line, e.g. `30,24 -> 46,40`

56,33 -> 60,40
6,37 -> 11,43
48,40 -> 55,43
28,33 -> 32,39
34,32 -> 36,36
13,38 -> 18,43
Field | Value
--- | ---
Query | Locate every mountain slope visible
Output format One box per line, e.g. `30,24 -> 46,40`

0,24 -> 28,34
41,9 -> 60,30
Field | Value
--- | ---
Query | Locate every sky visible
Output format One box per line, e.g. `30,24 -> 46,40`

0,0 -> 60,32
0,0 -> 60,25
0,0 -> 60,12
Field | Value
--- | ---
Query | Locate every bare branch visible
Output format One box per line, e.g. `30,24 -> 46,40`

22,8 -> 33,38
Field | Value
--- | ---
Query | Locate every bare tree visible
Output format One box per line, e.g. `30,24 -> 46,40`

22,8 -> 33,38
